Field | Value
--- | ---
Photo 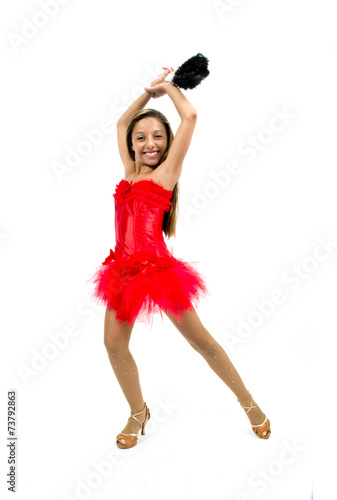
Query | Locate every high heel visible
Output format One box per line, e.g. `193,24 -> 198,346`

238,396 -> 271,439
116,402 -> 151,449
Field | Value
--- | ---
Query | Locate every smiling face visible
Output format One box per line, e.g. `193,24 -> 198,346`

131,117 -> 168,168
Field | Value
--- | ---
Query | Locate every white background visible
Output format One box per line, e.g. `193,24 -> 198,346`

1,0 -> 336,499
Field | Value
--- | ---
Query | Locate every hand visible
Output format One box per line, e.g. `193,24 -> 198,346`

150,66 -> 174,86
144,80 -> 171,99
144,66 -> 174,99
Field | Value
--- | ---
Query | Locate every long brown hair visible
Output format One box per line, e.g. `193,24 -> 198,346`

126,108 -> 179,239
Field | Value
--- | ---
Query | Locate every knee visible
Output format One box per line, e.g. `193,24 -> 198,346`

190,330 -> 218,357
104,335 -> 114,354
104,333 -> 129,355
104,308 -> 132,354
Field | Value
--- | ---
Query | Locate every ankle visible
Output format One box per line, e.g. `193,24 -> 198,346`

130,402 -> 146,416
237,391 -> 253,407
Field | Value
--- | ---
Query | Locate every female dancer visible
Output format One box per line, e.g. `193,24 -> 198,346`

89,67 -> 271,448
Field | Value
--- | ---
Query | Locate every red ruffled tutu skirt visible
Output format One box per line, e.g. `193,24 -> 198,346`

87,248 -> 209,326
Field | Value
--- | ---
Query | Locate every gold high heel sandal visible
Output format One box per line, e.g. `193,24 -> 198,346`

238,396 -> 271,439
116,402 -> 150,449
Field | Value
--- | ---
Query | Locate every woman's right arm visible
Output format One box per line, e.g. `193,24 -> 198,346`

116,92 -> 152,175
117,68 -> 173,175
117,91 -> 152,127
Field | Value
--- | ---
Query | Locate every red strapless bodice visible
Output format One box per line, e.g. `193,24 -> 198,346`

113,178 -> 173,259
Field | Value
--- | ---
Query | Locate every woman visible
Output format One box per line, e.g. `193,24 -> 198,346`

88,67 -> 271,448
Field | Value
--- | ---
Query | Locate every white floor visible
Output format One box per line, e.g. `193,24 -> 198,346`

3,299 -> 315,500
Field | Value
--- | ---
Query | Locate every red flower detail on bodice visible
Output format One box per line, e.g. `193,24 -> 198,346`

102,248 -> 115,265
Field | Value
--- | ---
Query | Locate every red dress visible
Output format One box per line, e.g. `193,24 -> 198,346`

87,178 -> 209,326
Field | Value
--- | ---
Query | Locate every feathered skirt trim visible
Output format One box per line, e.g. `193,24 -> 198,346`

87,249 -> 209,326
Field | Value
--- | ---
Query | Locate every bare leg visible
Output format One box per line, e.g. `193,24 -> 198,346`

104,307 -> 147,445
164,306 -> 269,437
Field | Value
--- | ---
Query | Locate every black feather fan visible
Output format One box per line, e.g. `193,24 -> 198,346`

171,53 -> 210,90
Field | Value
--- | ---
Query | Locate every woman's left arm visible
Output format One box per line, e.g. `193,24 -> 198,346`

144,81 -> 198,183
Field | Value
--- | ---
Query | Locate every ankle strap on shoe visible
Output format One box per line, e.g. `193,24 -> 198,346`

128,402 -> 147,427
237,398 -> 258,414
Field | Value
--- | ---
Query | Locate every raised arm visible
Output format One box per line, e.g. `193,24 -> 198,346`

117,92 -> 152,127
144,80 -> 197,186
116,92 -> 152,176
116,68 -> 173,177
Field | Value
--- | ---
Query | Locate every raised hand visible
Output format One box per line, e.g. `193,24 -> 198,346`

144,66 -> 174,99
